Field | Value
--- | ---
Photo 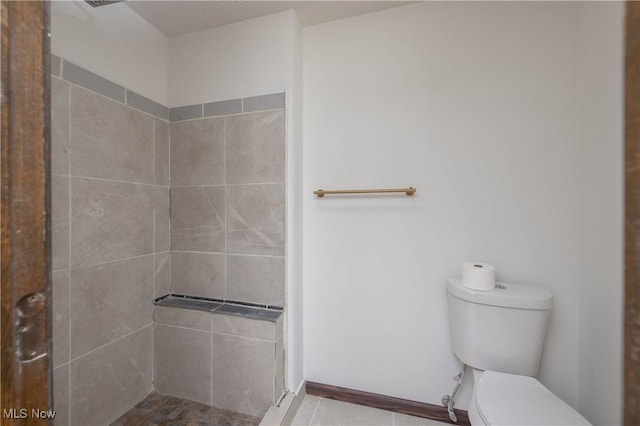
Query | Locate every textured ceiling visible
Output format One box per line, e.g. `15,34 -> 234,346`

126,1 -> 411,36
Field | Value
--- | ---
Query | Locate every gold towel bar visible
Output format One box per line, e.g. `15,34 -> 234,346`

314,187 -> 416,197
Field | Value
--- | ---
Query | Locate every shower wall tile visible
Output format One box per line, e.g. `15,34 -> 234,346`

227,184 -> 285,256
154,252 -> 171,298
154,306 -> 211,331
69,85 -> 154,184
212,333 -> 274,417
70,326 -> 152,426
69,256 -> 153,358
155,119 -> 170,186
70,177 -> 153,268
51,55 -> 62,78
171,252 -> 226,299
204,98 -> 242,117
171,186 -> 225,252
226,254 -> 284,307
154,186 -> 170,252
154,324 -> 212,405
52,174 -> 69,271
51,77 -> 69,175
276,337 -> 285,401
242,92 -> 285,113
127,90 -> 169,120
53,364 -> 69,426
52,270 -> 70,368
212,312 -> 281,342
63,61 -> 126,103
225,110 -> 285,184
169,104 -> 202,122
170,117 -> 225,186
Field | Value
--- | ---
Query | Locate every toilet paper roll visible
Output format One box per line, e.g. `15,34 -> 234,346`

462,262 -> 496,291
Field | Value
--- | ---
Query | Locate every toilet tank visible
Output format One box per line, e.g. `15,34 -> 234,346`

446,278 -> 552,376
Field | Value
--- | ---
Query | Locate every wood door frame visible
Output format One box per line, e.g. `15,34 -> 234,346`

626,2 -> 640,425
0,1 -> 52,423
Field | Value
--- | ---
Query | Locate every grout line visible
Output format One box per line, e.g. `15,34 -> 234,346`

152,119 -> 156,187
69,252 -> 155,272
68,174 -> 158,188
210,314 -> 214,406
67,324 -> 153,366
309,396 -> 321,426
155,322 -> 210,334
67,80 -> 72,421
223,116 -> 228,301
169,249 -> 284,259
211,330 -> 275,344
171,184 -> 227,189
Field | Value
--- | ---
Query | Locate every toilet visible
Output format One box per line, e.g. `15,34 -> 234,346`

446,278 -> 590,425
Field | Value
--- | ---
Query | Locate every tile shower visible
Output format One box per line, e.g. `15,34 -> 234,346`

51,57 -> 286,425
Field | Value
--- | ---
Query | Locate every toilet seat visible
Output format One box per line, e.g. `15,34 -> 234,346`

473,371 -> 591,425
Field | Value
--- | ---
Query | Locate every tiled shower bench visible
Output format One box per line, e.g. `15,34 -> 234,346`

152,295 -> 284,418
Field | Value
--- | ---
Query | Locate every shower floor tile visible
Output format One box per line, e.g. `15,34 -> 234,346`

110,392 -> 261,426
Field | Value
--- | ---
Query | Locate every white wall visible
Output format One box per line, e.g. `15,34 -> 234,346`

51,0 -> 168,105
286,11 -> 306,396
168,11 -> 295,107
576,2 -> 624,425
303,1 -> 607,411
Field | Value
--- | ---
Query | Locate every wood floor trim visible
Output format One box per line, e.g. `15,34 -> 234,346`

306,382 -> 470,426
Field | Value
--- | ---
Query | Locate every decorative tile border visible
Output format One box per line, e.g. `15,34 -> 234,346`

51,55 -> 169,120
169,92 -> 285,122
62,61 -> 126,103
49,54 -> 285,122
154,294 -> 283,322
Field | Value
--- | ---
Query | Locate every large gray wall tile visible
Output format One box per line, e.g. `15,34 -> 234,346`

212,313 -> 277,341
170,117 -> 224,186
171,186 -> 225,252
51,78 -> 69,175
212,334 -> 274,417
225,110 -> 285,184
242,93 -> 285,113
63,61 -> 125,103
226,255 -> 284,307
154,324 -> 212,405
154,186 -> 170,252
70,178 -> 153,268
53,365 -> 69,426
154,306 -> 211,331
227,184 -> 285,256
171,252 -> 225,299
53,270 -> 69,368
69,256 -> 153,357
70,85 -> 154,184
52,174 -> 69,271
127,90 -> 169,120
154,252 -> 170,298
70,326 -> 152,426
154,119 -> 170,186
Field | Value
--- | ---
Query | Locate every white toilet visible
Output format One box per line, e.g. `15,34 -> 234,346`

446,278 -> 590,425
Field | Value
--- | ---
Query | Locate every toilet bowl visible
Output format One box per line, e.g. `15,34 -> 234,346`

446,278 -> 590,425
467,370 -> 590,425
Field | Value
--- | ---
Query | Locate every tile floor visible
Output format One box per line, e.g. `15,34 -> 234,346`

291,396 -> 451,426
110,392 -> 261,426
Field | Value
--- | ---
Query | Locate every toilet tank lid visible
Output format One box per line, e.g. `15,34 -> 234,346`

474,371 -> 591,426
447,278 -> 552,310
